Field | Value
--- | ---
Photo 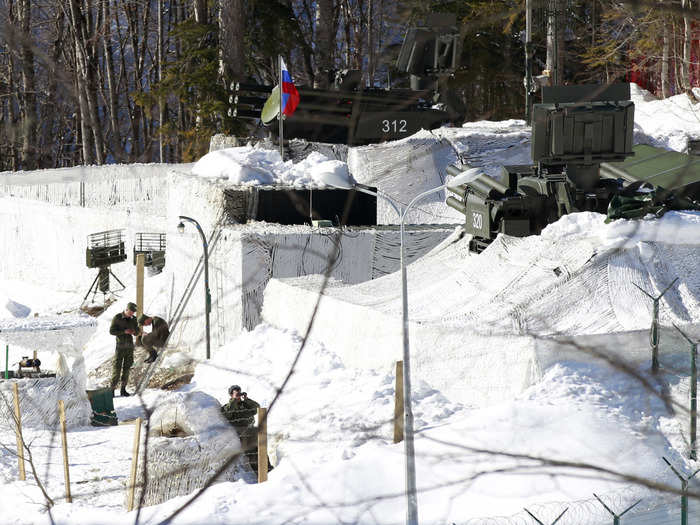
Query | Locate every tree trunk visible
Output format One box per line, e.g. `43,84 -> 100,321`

66,0 -> 93,164
352,0 -> 365,71
5,0 -> 19,171
342,0 -> 352,68
17,0 -> 37,169
67,0 -> 105,164
546,0 -> 565,85
176,0 -> 186,160
315,0 -> 334,88
367,0 -> 374,87
219,0 -> 246,82
193,0 -> 207,24
662,18 -> 670,98
41,8 -> 65,167
125,0 -> 143,161
682,0 -> 692,93
157,0 -> 165,162
102,0 -> 123,161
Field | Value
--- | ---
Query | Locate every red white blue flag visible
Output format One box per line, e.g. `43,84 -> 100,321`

280,58 -> 300,117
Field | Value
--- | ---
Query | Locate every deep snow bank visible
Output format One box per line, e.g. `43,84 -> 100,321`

263,212 -> 700,405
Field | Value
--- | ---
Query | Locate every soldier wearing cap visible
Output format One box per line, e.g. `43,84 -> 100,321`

137,313 -> 170,364
221,385 -> 273,477
109,302 -> 139,396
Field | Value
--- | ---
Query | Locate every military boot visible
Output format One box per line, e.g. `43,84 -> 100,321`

120,387 -> 130,397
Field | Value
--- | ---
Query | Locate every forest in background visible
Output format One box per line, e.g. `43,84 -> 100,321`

0,0 -> 699,171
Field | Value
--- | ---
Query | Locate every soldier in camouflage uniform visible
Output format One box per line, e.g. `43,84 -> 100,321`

109,302 -> 139,397
221,385 -> 272,477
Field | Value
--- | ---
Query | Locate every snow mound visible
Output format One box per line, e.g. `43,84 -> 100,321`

148,390 -> 236,442
191,145 -> 351,188
134,391 -> 247,507
541,210 -> 700,249
630,82 -> 658,103
632,85 -> 700,151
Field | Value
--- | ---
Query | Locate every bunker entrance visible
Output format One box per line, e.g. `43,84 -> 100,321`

224,187 -> 377,226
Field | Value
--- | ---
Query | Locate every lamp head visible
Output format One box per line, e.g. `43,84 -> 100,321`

177,221 -> 185,234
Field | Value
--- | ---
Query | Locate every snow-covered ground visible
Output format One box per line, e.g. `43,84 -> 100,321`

0,83 -> 699,524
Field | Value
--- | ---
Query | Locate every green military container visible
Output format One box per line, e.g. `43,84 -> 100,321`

86,388 -> 118,426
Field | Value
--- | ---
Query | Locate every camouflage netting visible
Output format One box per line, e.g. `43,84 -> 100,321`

129,391 -> 252,508
0,374 -> 92,430
238,227 -> 453,330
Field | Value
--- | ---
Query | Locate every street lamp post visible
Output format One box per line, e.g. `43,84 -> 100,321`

177,215 -> 211,360
319,168 -> 477,525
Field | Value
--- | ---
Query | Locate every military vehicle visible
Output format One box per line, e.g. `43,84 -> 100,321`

228,14 -> 464,145
446,83 -> 637,252
446,83 -> 700,252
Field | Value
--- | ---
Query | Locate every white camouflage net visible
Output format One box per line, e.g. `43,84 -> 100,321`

129,391 -> 251,508
0,374 -> 91,430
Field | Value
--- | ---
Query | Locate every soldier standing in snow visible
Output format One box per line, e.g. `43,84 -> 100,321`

109,302 -> 139,397
137,313 -> 170,363
221,385 -> 272,477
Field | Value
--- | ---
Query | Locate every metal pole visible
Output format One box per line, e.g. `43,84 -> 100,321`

692,342 -> 697,460
593,493 -> 642,525
279,55 -> 284,160
525,0 -> 532,122
179,216 -> 211,360
651,298 -> 660,372
337,178 -> 470,525
663,457 -> 700,525
633,278 -> 678,374
675,324 -> 699,460
352,183 -> 420,525
399,216 -> 418,525
399,184 -> 450,525
682,478 -> 688,525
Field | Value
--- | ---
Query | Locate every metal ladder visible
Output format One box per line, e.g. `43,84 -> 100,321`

134,218 -> 225,394
214,266 -> 226,347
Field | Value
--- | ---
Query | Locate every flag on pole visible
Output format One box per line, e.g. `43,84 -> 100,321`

280,58 -> 300,117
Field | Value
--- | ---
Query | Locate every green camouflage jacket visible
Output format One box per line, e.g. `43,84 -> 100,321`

109,312 -> 138,351
221,397 -> 260,429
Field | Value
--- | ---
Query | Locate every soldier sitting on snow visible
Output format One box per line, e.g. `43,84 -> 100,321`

137,313 -> 170,364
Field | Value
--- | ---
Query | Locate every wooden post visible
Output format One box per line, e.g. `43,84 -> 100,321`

126,418 -> 142,511
58,400 -> 72,503
257,407 -> 268,483
394,360 -> 404,444
12,383 -> 26,480
136,254 -> 145,317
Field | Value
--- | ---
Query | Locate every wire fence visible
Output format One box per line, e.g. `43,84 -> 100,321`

0,166 -> 171,209
461,486 -> 700,524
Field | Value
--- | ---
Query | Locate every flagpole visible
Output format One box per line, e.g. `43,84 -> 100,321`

278,54 -> 284,160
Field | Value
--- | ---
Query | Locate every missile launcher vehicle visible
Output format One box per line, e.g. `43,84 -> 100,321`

228,14 -> 465,145
446,83 -> 636,253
